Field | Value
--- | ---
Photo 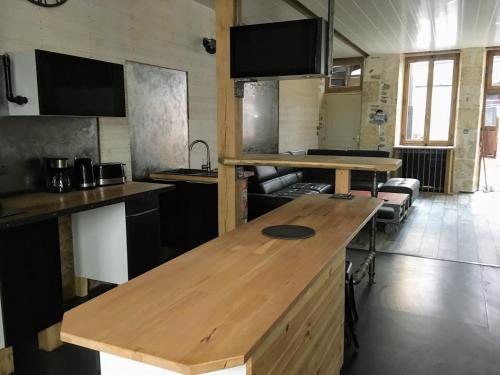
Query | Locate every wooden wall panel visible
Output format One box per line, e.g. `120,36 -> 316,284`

247,248 -> 345,375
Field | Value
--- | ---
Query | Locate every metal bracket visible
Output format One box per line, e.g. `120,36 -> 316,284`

234,80 -> 245,98
234,79 -> 257,98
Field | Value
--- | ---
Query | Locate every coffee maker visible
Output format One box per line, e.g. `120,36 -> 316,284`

46,158 -> 72,193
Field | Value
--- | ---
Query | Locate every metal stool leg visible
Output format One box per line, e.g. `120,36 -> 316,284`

348,274 -> 358,322
345,281 -> 359,349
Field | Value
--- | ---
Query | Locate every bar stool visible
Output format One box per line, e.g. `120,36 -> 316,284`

345,260 -> 359,349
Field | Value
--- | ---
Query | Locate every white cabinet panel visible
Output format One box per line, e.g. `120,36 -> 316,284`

100,352 -> 246,375
72,203 -> 128,285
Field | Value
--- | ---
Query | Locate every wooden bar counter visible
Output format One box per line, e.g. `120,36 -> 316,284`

61,194 -> 382,375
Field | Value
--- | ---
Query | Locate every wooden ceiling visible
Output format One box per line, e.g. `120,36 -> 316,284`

195,0 -> 500,57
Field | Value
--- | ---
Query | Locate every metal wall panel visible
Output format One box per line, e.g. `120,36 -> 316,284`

126,62 -> 189,181
0,116 -> 99,196
243,81 -> 279,154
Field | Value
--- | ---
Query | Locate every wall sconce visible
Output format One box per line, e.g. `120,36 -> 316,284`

203,38 -> 216,54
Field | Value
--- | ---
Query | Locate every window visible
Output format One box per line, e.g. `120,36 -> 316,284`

401,54 -> 459,145
325,58 -> 364,93
486,50 -> 500,91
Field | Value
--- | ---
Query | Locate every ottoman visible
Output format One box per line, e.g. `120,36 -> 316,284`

379,178 -> 420,205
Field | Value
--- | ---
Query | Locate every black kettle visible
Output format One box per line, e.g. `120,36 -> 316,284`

74,158 -> 96,190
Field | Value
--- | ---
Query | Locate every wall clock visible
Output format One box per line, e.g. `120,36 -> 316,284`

26,0 -> 68,7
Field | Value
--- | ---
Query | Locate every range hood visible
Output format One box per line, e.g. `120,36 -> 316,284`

2,50 -> 126,117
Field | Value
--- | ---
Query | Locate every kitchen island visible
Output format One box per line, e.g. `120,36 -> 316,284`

61,194 -> 382,374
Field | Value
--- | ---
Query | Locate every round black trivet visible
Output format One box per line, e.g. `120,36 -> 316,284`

262,225 -> 316,240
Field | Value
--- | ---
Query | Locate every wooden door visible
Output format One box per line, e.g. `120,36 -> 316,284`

482,104 -> 499,158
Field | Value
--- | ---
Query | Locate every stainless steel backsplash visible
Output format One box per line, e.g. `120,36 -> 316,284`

0,116 -> 99,196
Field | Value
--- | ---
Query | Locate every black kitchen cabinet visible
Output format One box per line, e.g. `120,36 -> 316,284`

0,219 -> 63,345
125,194 -> 166,279
159,181 -> 218,259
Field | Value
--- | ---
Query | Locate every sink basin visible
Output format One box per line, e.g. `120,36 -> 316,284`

161,168 -> 217,177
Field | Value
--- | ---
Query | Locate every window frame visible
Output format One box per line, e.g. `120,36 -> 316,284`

400,53 -> 460,146
324,57 -> 364,94
486,50 -> 500,94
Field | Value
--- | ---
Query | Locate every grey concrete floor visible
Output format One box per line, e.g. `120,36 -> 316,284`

350,191 -> 500,266
342,249 -> 500,375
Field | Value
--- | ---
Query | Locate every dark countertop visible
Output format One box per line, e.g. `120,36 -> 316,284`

0,182 -> 174,230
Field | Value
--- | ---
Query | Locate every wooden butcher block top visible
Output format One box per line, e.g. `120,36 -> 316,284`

223,153 -> 402,172
0,182 -> 174,230
61,194 -> 382,374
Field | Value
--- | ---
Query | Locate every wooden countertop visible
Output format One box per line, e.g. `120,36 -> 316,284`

150,172 -> 218,184
0,182 -> 174,230
223,153 -> 402,172
61,194 -> 382,374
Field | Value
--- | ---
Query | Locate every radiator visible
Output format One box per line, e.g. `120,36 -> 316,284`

397,148 -> 448,193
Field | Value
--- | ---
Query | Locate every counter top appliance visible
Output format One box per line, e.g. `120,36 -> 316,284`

74,158 -> 96,190
94,163 -> 126,186
46,157 -> 71,193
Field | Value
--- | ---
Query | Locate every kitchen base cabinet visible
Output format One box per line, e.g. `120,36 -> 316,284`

125,194 -> 164,279
0,219 -> 63,346
159,181 -> 217,258
72,203 -> 129,285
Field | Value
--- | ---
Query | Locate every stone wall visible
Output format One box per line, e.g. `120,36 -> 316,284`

453,48 -> 486,192
359,55 -> 404,155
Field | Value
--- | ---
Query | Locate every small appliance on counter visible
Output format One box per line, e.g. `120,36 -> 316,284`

94,163 -> 126,186
74,157 -> 96,190
46,157 -> 72,193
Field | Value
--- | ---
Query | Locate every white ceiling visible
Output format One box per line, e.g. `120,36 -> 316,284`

303,0 -> 500,54
194,0 -> 500,56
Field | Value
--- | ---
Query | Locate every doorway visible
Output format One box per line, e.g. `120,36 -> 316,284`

321,92 -> 361,150
480,51 -> 500,191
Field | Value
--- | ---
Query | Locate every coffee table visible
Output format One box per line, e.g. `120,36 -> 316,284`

351,190 -> 410,232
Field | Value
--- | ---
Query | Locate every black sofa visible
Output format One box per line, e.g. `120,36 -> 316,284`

247,149 -> 393,220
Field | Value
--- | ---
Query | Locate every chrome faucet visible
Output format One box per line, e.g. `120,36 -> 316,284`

188,139 -> 211,172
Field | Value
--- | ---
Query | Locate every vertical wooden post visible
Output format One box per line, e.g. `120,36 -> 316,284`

0,347 -> 14,375
335,169 -> 351,194
216,0 -> 243,234
38,322 -> 63,352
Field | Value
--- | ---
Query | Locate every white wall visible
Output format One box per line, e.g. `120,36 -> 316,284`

0,0 -> 216,172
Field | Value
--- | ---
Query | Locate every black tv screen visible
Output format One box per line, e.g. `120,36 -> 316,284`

230,18 -> 326,79
35,50 -> 126,117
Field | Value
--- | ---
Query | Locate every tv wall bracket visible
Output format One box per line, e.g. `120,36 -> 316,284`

2,54 -> 28,106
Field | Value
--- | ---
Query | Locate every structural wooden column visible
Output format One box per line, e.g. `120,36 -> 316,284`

335,169 -> 351,194
0,347 -> 14,375
216,0 -> 243,234
38,322 -> 63,352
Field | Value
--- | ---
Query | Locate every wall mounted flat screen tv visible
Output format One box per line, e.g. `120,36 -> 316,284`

230,18 -> 327,80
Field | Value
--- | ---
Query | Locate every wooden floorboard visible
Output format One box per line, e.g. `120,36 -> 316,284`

349,191 -> 500,267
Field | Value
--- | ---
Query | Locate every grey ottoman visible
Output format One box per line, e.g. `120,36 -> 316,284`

379,178 -> 420,205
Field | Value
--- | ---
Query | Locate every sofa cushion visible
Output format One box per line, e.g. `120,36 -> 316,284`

346,150 -> 390,158
255,177 -> 285,194
351,180 -> 385,192
307,149 -> 348,156
379,178 -> 420,204
290,182 -> 332,193
253,166 -> 279,182
271,188 -> 319,199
